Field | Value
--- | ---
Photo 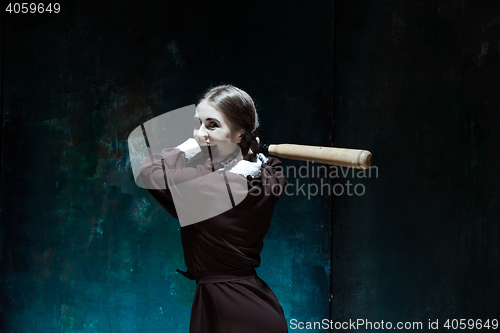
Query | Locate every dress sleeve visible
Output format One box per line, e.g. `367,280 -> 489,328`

139,139 -> 202,219
260,156 -> 289,203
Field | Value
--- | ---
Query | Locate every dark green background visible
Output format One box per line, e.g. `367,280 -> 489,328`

332,0 -> 499,331
1,0 -> 333,332
1,0 -> 499,332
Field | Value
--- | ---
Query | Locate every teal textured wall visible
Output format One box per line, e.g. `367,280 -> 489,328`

0,1 -> 334,332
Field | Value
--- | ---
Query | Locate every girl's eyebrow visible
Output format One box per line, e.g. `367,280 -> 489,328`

205,118 -> 220,123
194,115 -> 220,123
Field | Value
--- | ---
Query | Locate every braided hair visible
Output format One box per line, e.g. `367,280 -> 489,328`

196,85 -> 260,156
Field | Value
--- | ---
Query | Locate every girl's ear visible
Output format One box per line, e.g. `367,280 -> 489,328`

235,128 -> 245,144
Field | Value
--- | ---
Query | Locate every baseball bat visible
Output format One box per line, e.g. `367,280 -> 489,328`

259,143 -> 373,170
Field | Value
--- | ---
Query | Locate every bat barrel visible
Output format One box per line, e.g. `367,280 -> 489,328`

259,143 -> 373,170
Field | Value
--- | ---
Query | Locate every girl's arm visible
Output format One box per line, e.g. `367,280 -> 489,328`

139,139 -> 202,219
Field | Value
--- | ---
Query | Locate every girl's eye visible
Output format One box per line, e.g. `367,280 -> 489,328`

208,121 -> 218,129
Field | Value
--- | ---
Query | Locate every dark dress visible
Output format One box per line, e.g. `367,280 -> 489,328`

139,146 -> 289,333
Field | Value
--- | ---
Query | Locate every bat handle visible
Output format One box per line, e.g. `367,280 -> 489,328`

259,143 -> 270,155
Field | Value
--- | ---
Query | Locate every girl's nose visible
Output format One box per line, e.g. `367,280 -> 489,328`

196,124 -> 209,141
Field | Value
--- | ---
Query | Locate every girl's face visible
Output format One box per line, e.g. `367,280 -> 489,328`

193,100 -> 243,158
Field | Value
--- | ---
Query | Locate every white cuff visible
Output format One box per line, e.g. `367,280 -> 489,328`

175,138 -> 201,161
226,158 -> 262,178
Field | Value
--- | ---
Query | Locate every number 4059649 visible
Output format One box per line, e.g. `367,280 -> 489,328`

443,319 -> 498,330
6,3 -> 61,13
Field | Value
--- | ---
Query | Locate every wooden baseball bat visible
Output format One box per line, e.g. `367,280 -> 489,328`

259,143 -> 373,170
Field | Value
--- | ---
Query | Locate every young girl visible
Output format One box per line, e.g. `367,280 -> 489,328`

139,85 -> 288,332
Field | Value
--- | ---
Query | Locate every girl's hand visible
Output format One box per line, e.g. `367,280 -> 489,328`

242,136 -> 259,162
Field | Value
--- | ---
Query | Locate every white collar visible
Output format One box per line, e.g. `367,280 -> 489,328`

222,153 -> 267,178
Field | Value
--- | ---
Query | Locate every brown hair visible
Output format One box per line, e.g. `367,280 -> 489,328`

196,85 -> 259,156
